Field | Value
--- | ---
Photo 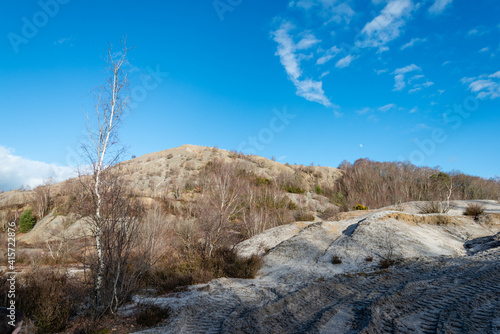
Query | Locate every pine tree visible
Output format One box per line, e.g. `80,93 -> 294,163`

19,207 -> 35,233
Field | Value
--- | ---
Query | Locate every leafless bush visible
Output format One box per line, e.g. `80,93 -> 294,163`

197,159 -> 244,257
1,267 -> 88,334
417,201 -> 450,214
33,178 -> 54,219
333,159 -> 500,210
463,203 -> 485,221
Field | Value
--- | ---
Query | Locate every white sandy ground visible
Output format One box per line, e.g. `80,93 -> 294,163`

130,200 -> 500,333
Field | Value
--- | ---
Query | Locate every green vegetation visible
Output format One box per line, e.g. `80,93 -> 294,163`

19,207 -> 35,233
284,185 -> 305,194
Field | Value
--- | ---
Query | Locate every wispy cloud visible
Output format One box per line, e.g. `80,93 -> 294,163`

355,107 -> 371,115
316,46 -> 341,65
428,0 -> 453,15
461,71 -> 500,99
479,47 -> 490,53
400,37 -> 428,50
356,0 -> 415,51
392,64 -> 433,93
289,0 -> 356,24
378,103 -> 397,112
54,35 -> 75,46
395,64 -> 421,74
467,26 -> 489,37
335,54 -> 357,68
272,22 -> 332,107
0,146 -> 75,191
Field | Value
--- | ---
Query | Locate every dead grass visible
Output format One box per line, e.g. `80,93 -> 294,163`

382,212 -> 455,226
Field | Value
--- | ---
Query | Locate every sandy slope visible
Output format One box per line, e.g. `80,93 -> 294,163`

133,200 -> 500,333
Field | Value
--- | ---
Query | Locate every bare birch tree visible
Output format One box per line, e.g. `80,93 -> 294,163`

198,159 -> 243,257
79,40 -> 133,312
33,177 -> 54,219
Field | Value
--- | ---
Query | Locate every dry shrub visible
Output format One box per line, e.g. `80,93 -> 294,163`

379,259 -> 394,269
146,248 -> 262,294
206,248 -> 263,279
331,255 -> 342,264
295,209 -> 315,222
428,215 -> 453,225
333,158 -> 500,210
318,207 -> 340,221
417,201 -> 450,214
463,203 -> 485,219
136,304 -> 171,328
11,268 -> 88,334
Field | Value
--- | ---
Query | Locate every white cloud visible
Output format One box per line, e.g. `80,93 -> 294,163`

479,47 -> 490,53
489,71 -> 500,78
394,74 -> 406,90
461,71 -> 500,99
378,103 -> 397,112
0,146 -> 76,191
355,107 -> 371,115
409,106 -> 419,113
272,22 -> 332,107
357,0 -> 415,51
316,46 -> 341,65
296,33 -> 320,49
400,37 -> 428,50
335,54 -> 357,68
392,64 -> 433,93
428,0 -> 453,15
409,80 -> 434,93
289,0 -> 356,24
375,68 -> 389,75
395,64 -> 421,74
467,26 -> 489,37
273,22 -> 302,81
295,79 -> 332,106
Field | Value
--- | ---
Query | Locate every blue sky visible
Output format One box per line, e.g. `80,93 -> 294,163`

0,0 -> 499,190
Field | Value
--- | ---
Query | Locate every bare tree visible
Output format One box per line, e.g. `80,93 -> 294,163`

33,177 -> 54,219
198,159 -> 243,257
79,40 -> 143,313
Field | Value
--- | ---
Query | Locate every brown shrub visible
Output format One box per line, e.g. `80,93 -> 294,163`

146,248 -> 262,294
463,203 -> 485,219
417,201 -> 450,214
331,255 -> 342,264
136,304 -> 171,327
379,259 -> 394,269
6,268 -> 88,334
